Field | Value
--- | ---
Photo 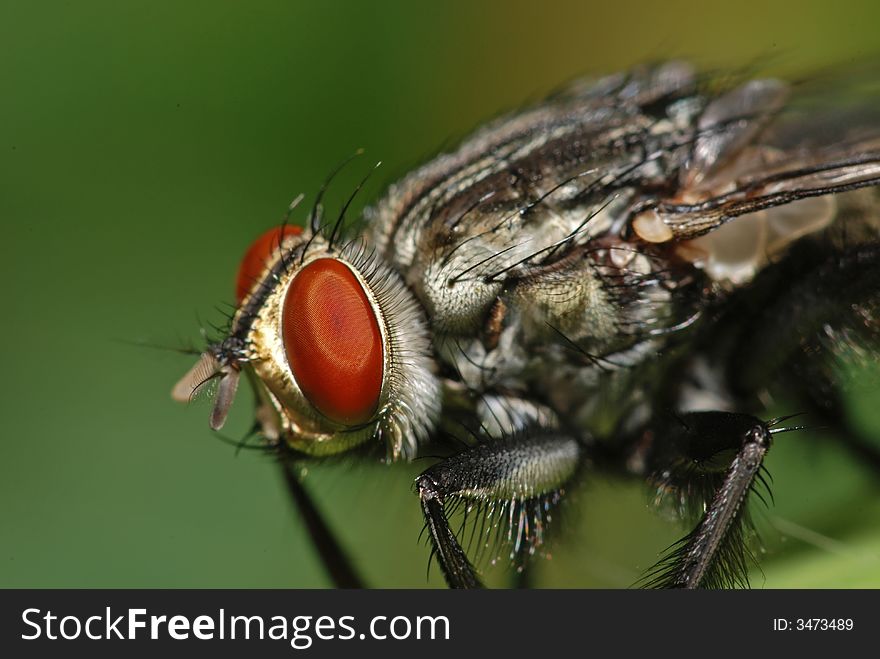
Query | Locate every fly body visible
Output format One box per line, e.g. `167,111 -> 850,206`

174,61 -> 880,588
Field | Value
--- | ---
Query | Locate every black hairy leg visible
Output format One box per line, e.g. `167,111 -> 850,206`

640,411 -> 775,589
415,430 -> 582,589
279,459 -> 365,588
632,237 -> 880,589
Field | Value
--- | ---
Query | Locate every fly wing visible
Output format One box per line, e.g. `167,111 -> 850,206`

654,62 -> 880,241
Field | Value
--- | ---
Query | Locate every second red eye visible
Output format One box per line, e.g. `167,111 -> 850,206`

236,225 -> 303,303
282,259 -> 384,425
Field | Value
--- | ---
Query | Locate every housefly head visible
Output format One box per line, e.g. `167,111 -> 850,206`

173,225 -> 439,460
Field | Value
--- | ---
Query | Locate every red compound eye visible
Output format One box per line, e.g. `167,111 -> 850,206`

282,258 -> 383,425
236,225 -> 303,303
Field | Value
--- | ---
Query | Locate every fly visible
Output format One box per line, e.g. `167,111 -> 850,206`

172,61 -> 880,588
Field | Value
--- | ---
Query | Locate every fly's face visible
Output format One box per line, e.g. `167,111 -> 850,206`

173,225 -> 440,460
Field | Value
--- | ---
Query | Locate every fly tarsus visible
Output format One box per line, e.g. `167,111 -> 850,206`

642,412 -> 773,589
416,474 -> 484,589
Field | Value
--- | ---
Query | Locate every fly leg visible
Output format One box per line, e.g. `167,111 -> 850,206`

279,458 -> 365,588
640,411 -> 773,589
250,383 -> 366,588
643,241 -> 880,588
416,473 -> 481,589
415,429 -> 583,589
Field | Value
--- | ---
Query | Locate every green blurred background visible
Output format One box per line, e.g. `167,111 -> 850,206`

2,0 -> 879,588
